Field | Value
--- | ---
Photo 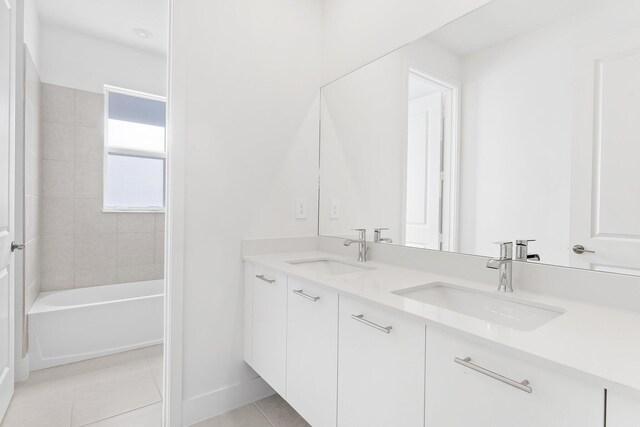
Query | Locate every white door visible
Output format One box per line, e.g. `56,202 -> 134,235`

0,0 -> 16,419
569,27 -> 640,274
405,91 -> 443,249
607,391 -> 640,427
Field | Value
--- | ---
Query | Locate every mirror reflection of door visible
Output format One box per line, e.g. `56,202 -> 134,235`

404,71 -> 454,250
570,27 -> 640,275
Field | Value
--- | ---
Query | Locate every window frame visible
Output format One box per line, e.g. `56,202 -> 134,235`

103,85 -> 167,213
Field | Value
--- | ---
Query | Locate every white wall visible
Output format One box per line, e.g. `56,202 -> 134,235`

23,0 -> 40,70
321,0 -> 492,83
458,0 -> 640,265
171,0 -> 322,424
39,24 -> 166,95
319,37 -> 461,243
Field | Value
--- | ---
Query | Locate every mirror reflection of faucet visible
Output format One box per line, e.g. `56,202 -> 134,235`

374,228 -> 393,244
515,239 -> 540,262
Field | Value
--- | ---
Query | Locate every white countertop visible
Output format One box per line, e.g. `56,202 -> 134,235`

244,250 -> 640,395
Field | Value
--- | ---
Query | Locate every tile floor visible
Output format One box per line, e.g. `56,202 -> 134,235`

1,345 -> 163,427
192,394 -> 310,427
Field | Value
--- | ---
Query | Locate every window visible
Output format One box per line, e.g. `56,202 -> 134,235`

104,86 -> 166,211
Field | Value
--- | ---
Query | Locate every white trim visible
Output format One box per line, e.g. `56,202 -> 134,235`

164,0 -> 183,424
102,207 -> 165,213
181,377 -> 274,426
107,146 -> 167,159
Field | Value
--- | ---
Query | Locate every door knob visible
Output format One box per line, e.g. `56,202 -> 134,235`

10,242 -> 25,252
572,244 -> 594,255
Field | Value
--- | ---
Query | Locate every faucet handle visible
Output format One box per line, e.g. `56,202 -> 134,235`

492,241 -> 513,259
516,239 -> 535,245
351,228 -> 367,239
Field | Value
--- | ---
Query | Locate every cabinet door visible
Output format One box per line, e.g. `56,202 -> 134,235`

607,391 -> 640,427
252,266 -> 287,396
426,328 -> 604,427
287,278 -> 338,427
338,296 -> 425,427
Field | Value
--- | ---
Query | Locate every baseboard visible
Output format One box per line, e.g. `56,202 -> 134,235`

181,376 -> 274,426
15,353 -> 29,382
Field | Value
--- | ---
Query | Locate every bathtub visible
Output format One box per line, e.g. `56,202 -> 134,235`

28,279 -> 164,370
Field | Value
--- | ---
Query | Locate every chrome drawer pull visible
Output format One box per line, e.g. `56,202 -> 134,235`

255,274 -> 276,284
293,289 -> 319,301
454,356 -> 532,393
351,314 -> 392,334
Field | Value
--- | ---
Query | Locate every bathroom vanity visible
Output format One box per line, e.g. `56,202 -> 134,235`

243,249 -> 640,427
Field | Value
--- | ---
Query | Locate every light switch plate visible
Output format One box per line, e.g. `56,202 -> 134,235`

296,197 -> 307,219
330,199 -> 340,219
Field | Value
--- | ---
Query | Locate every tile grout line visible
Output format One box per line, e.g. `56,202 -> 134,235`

253,402 -> 276,427
77,401 -> 161,427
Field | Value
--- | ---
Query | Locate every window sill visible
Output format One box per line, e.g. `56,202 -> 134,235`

103,208 -> 166,214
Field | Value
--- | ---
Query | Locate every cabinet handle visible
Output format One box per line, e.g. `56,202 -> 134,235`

292,289 -> 320,301
255,274 -> 276,284
351,314 -> 392,334
454,356 -> 532,393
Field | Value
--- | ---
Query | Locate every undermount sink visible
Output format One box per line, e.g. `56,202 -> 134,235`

287,259 -> 373,275
393,282 -> 564,331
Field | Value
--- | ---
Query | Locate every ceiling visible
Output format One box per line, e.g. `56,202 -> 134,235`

34,0 -> 168,55
428,0 -> 608,57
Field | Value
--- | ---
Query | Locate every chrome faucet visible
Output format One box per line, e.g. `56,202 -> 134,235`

486,242 -> 513,292
374,228 -> 393,244
515,239 -> 540,262
344,228 -> 368,262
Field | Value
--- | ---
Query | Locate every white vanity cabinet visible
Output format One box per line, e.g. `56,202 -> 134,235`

337,296 -> 426,427
249,265 -> 287,396
426,327 -> 605,427
286,278 -> 338,427
607,391 -> 640,426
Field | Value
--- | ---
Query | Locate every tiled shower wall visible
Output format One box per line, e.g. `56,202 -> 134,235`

24,51 -> 41,312
40,83 -> 164,291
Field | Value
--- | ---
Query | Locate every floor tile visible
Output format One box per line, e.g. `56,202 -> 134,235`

71,372 -> 161,427
12,365 -> 77,405
71,348 -> 151,389
190,403 -> 272,427
1,395 -> 72,427
83,402 -> 162,427
255,394 -> 310,427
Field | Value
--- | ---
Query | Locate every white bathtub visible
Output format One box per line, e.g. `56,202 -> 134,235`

28,279 -> 164,370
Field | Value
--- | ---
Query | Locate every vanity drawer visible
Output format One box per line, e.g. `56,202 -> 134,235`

251,266 -> 287,396
426,327 -> 604,427
338,296 -> 425,427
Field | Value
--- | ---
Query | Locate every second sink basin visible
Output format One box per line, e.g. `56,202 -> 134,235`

287,259 -> 373,275
393,282 -> 564,331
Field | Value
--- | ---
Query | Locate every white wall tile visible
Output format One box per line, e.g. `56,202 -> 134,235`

116,265 -> 155,283
42,159 -> 75,197
75,126 -> 103,163
24,239 -> 40,288
74,265 -> 117,288
25,101 -> 40,157
42,121 -> 75,161
42,84 -> 75,125
74,198 -> 117,234
74,233 -> 117,270
117,213 -> 156,233
25,195 -> 40,242
25,149 -> 41,197
41,235 -> 74,274
155,232 -> 165,265
75,90 -> 103,128
41,270 -> 74,292
75,162 -> 102,198
117,233 -> 155,267
42,197 -> 75,236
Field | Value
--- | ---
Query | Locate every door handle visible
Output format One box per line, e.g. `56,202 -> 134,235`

10,242 -> 25,252
572,244 -> 595,255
